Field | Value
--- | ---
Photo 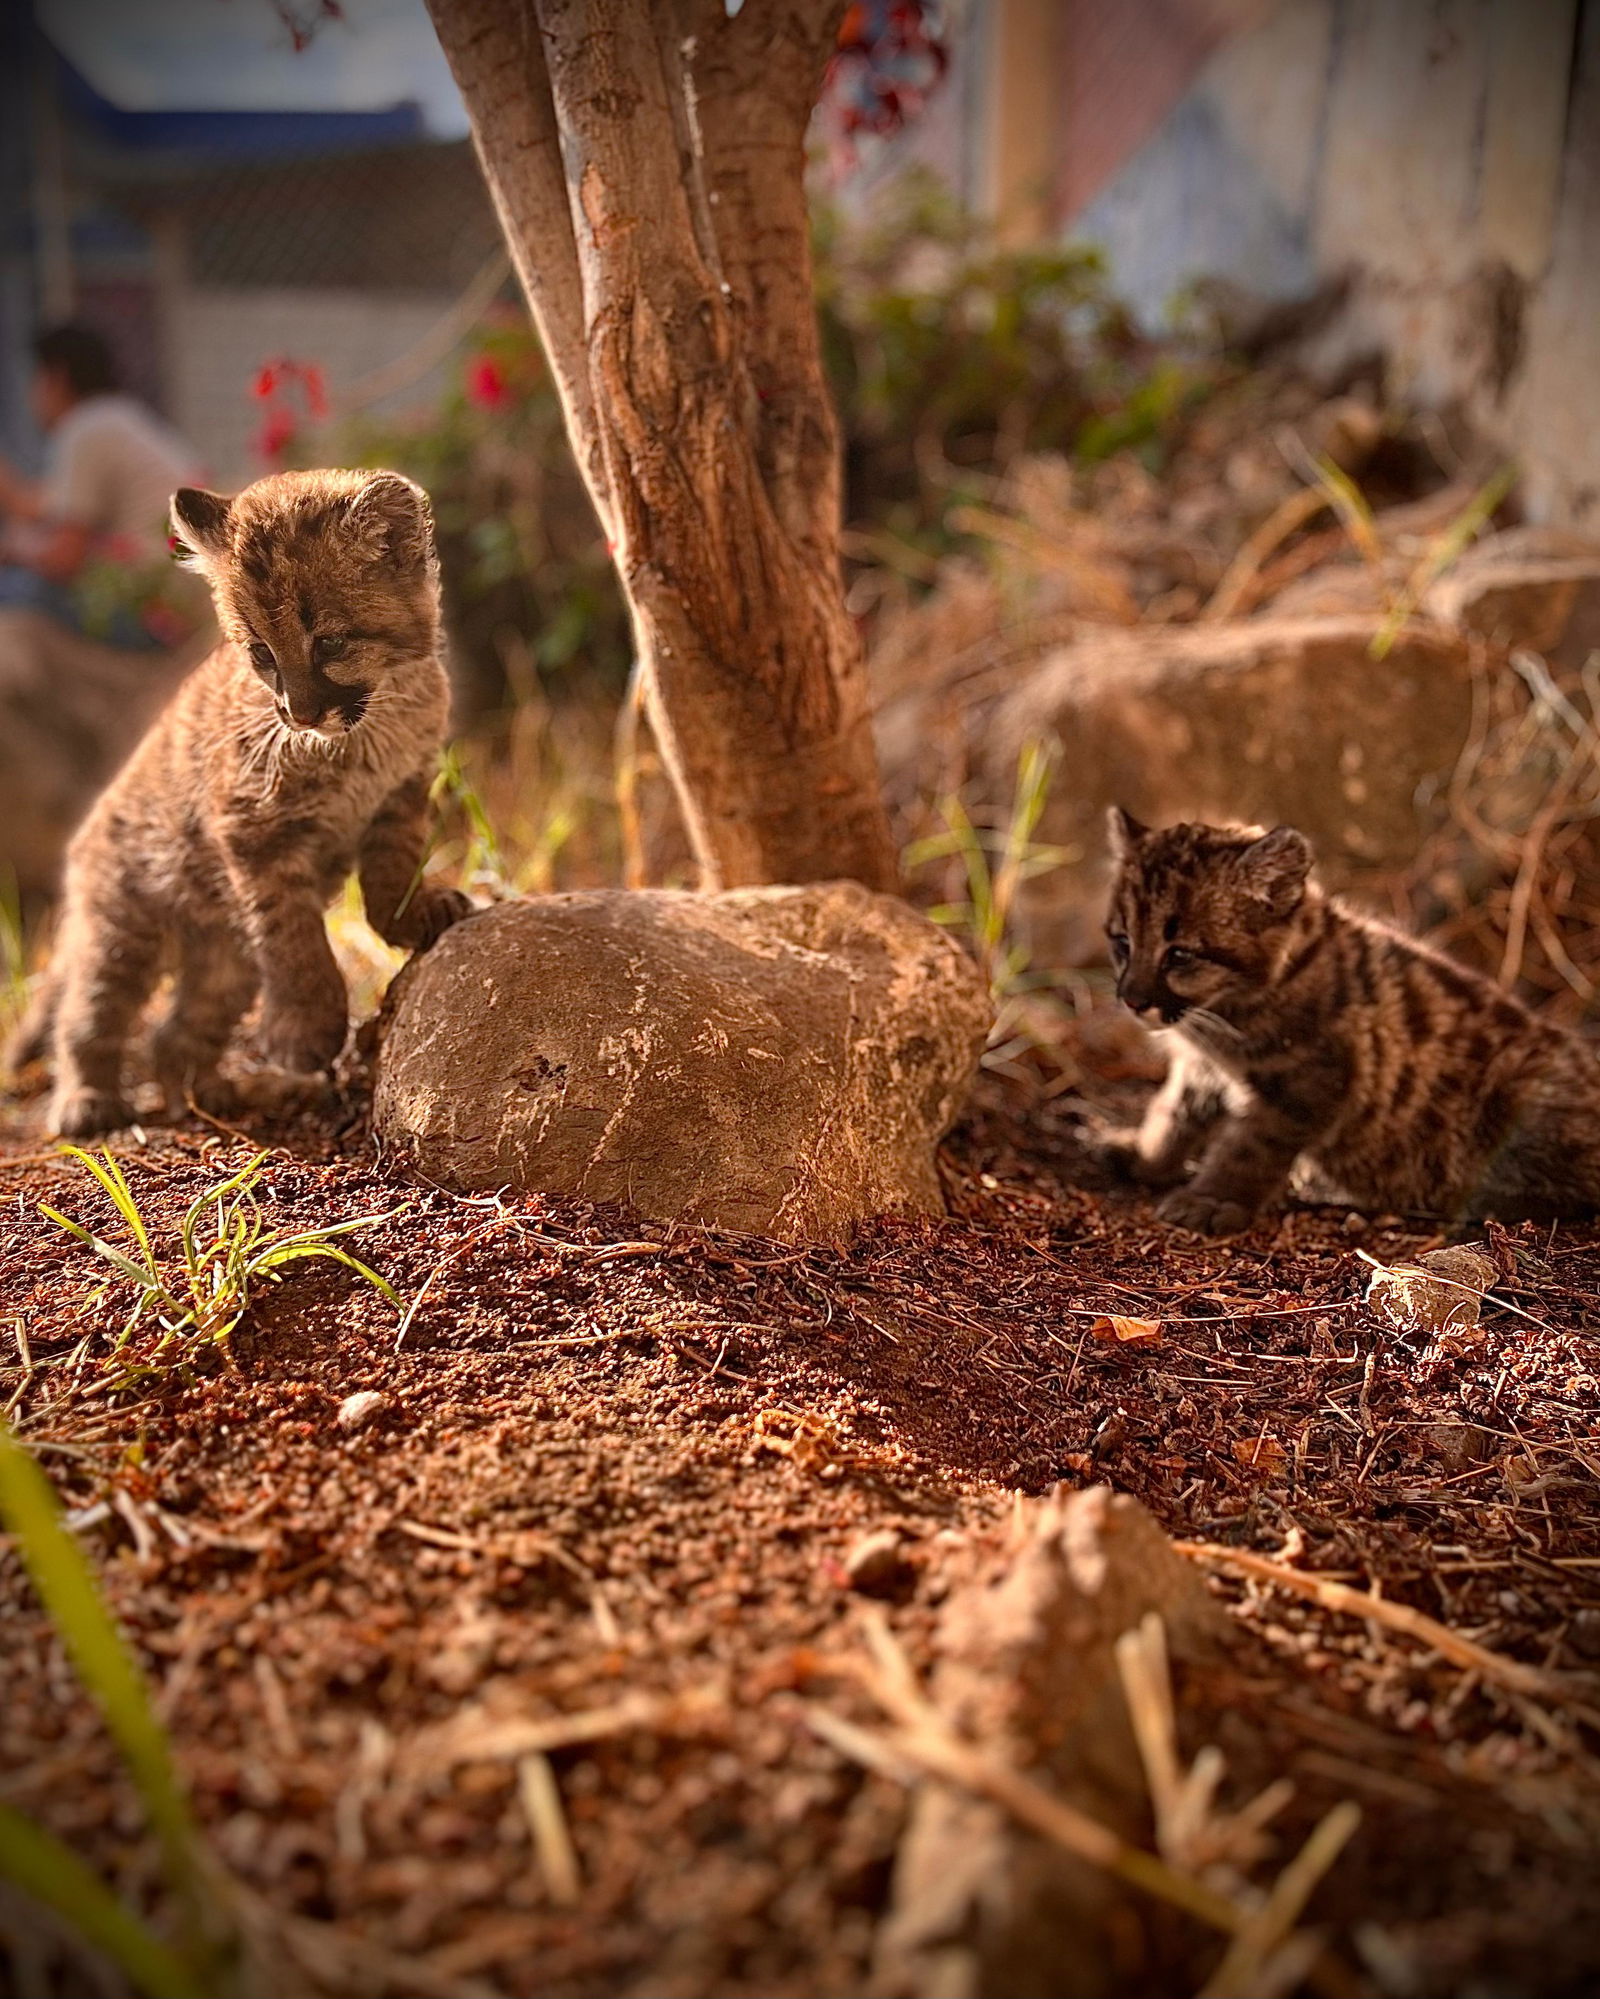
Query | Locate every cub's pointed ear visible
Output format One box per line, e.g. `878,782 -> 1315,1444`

169,488 -> 232,571
347,470 -> 435,573
1106,806 -> 1149,859
1237,825 -> 1312,917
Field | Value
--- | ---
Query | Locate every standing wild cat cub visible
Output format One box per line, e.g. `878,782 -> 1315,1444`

10,468 -> 470,1137
1100,810 -> 1600,1232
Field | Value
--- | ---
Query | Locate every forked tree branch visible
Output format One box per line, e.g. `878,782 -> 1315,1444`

422,0 -> 614,535
424,0 -> 898,890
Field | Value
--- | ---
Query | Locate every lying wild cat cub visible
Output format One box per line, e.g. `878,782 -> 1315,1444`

1100,809 -> 1600,1232
10,468 -> 470,1137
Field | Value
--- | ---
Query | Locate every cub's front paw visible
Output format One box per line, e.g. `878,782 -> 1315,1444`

257,1010 -> 348,1077
403,886 -> 475,951
1083,1120 -> 1142,1174
48,1087 -> 135,1139
231,1068 -> 333,1113
1083,1120 -> 1185,1189
1157,1187 -> 1255,1236
157,1074 -> 242,1122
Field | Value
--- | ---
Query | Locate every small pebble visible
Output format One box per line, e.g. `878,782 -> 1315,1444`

1366,1243 -> 1497,1340
844,1528 -> 910,1597
336,1390 -> 392,1433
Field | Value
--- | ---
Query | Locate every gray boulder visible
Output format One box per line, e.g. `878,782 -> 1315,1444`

953,616 -> 1474,965
372,883 -> 990,1244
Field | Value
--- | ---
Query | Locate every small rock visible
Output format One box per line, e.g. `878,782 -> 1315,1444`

336,1390 -> 392,1433
873,1487 -> 1227,1998
1568,1608 -> 1600,1661
844,1528 -> 912,1598
1425,1421 -> 1494,1473
1365,1243 -> 1497,1341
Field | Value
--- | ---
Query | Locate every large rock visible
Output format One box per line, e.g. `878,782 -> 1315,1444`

372,883 -> 990,1243
1423,526 -> 1600,665
957,616 -> 1475,965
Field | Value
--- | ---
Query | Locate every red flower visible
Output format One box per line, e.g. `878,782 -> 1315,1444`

466,354 -> 512,412
257,407 -> 298,463
302,363 -> 329,420
253,363 -> 279,401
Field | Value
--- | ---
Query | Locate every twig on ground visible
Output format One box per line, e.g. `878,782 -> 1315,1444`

518,1752 -> 581,1906
1178,1542 -> 1598,1721
415,1686 -> 726,1771
390,1515 -> 589,1579
1197,1802 -> 1362,1999
1202,486 -> 1329,621
394,1217 -> 513,1350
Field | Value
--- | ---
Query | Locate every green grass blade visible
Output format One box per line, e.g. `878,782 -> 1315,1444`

902,829 -> 969,869
0,1804 -> 203,1999
179,1155 -> 266,1262
56,1148 -> 157,1275
0,1425 -> 202,1924
250,1241 -> 401,1308
265,1208 -> 405,1248
38,1207 -> 169,1299
1310,452 -> 1382,568
1369,459 -> 1518,661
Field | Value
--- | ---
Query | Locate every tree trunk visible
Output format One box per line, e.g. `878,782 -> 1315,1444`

425,0 -> 899,893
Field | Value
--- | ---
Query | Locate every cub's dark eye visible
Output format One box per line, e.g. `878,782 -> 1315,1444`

1164,945 -> 1198,972
1106,930 -> 1129,961
312,633 -> 347,666
248,640 -> 275,673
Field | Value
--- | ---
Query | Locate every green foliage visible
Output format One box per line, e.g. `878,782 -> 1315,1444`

1369,460 -> 1518,661
0,1808 -> 203,1999
906,737 -> 1072,999
0,1421 -> 230,1995
0,872 -> 27,1046
432,741 -> 514,893
428,678 -> 609,901
40,1147 -> 401,1361
815,170 -> 1210,558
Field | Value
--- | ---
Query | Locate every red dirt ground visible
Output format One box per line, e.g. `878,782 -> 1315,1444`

1,1064 -> 1597,1997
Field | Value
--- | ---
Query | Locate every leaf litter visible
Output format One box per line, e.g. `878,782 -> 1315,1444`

0,1076 -> 1597,1995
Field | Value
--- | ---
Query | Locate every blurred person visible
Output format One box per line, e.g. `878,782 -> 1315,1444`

0,324 -> 206,650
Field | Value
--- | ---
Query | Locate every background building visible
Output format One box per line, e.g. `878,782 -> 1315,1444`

0,0 -> 502,483
869,0 -> 1599,526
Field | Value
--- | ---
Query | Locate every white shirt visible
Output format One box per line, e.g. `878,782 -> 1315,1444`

42,395 -> 201,563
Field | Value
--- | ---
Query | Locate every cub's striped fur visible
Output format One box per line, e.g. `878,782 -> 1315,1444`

9,469 -> 469,1137
1100,810 -> 1600,1232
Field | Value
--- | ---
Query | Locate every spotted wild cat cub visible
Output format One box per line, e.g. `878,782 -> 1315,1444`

9,468 -> 471,1137
1099,810 -> 1600,1233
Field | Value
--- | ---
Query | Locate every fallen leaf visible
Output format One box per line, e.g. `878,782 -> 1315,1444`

1090,1314 -> 1161,1345
1232,1434 -> 1289,1473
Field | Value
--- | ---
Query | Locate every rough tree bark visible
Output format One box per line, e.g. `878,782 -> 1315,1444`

424,0 -> 899,892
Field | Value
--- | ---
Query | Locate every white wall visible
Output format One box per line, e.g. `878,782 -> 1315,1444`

1072,0 -> 1600,525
